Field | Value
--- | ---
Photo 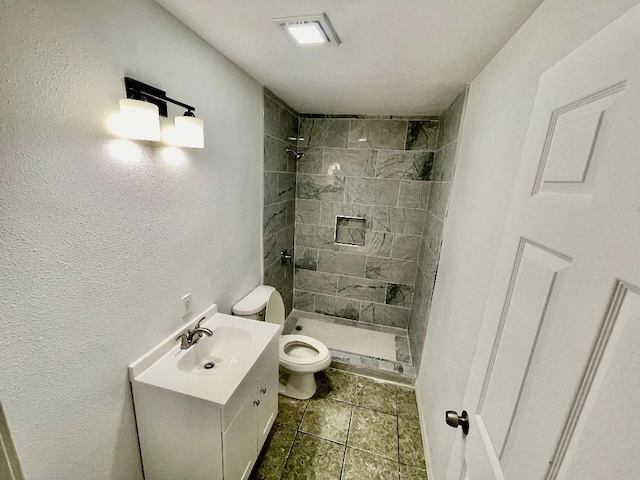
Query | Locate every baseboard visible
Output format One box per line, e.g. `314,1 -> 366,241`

414,377 -> 435,480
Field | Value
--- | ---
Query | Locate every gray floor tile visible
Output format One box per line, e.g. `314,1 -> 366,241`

342,447 -> 400,480
315,368 -> 357,403
399,463 -> 428,480
354,376 -> 397,415
396,386 -> 419,419
348,406 -> 398,461
252,427 -> 296,480
281,433 -> 345,480
276,395 -> 309,430
398,417 -> 426,469
300,398 -> 352,444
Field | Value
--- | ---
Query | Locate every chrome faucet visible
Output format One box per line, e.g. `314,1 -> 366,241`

175,317 -> 213,350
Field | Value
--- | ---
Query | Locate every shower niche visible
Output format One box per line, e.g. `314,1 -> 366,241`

334,216 -> 366,247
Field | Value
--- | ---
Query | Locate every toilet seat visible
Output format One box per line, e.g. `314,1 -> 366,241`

279,334 -> 331,372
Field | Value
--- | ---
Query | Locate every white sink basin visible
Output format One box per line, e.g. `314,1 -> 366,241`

177,325 -> 252,375
129,305 -> 282,405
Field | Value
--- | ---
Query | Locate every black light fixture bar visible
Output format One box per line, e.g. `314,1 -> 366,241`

124,77 -> 196,118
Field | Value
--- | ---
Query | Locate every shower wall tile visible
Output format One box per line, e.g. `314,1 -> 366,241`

375,151 -> 433,180
294,268 -> 339,296
297,174 -> 346,202
342,231 -> 393,257
263,88 -> 299,316
423,212 -> 444,258
297,147 -> 324,174
315,294 -> 361,321
398,180 -> 430,209
385,284 -> 414,308
335,226 -> 365,246
295,224 -> 340,251
344,178 -> 400,206
320,203 -> 391,233
428,182 -> 451,221
295,247 -> 318,271
365,257 -> 418,286
360,302 -> 410,329
389,208 -> 426,235
336,276 -> 388,303
430,141 -> 457,182
294,289 -> 315,312
348,119 -> 407,150
318,250 -> 367,277
295,199 -> 322,224
391,235 -> 422,260
299,118 -> 349,147
323,149 -> 377,177
405,120 -> 439,151
439,90 -> 466,149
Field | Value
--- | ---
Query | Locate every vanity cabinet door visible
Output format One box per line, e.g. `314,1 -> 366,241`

256,355 -> 279,451
222,391 -> 257,480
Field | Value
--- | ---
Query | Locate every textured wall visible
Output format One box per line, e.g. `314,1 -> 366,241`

263,89 -> 298,315
292,115 -> 438,335
408,90 -> 468,368
0,1 -> 263,478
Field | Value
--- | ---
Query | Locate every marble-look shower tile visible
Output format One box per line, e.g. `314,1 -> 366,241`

295,199 -> 321,225
263,95 -> 279,138
405,120 -> 439,151
295,224 -> 339,251
360,302 -> 410,329
342,448 -> 400,480
264,135 -> 289,172
398,417 -> 426,469
348,406 -> 398,461
385,284 -> 414,308
323,148 -> 377,177
343,231 -> 392,257
315,294 -> 361,321
299,398 -> 352,444
277,173 -> 296,203
427,182 -> 451,221
299,118 -> 349,147
430,141 -> 457,181
278,108 -> 298,144
365,257 -> 417,285
294,268 -> 338,296
389,208 -> 426,235
398,180 -> 430,209
263,233 -> 277,266
317,250 -> 367,277
264,171 -> 278,205
264,203 -> 287,236
423,212 -> 443,258
419,242 -> 437,282
293,289 -> 315,312
345,178 -> 400,206
375,151 -> 433,180
294,247 -> 317,271
296,147 -> 324,174
286,200 -> 295,226
336,276 -> 388,303
281,433 -> 345,480
297,174 -> 345,202
395,336 -> 411,364
439,89 -> 466,148
391,234 -> 422,260
348,119 -> 407,150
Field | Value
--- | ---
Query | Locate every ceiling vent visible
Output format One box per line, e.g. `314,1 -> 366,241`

273,13 -> 341,47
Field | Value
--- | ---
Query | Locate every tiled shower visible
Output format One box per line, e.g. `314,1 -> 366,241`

263,87 -> 468,377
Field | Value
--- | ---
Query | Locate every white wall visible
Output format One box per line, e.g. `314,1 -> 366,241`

0,1 -> 263,478
416,0 -> 640,477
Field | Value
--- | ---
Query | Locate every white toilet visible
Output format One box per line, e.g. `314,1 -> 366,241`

232,285 -> 331,399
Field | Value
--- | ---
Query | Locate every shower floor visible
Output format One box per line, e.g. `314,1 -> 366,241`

285,310 -> 416,381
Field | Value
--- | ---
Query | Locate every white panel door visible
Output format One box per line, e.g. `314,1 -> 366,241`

446,5 -> 640,480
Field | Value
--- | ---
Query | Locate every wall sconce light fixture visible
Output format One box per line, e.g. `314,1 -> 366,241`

118,77 -> 204,148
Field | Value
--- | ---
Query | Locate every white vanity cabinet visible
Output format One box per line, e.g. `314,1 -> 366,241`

129,307 -> 281,480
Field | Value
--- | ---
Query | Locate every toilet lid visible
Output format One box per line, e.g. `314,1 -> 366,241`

265,289 -> 285,325
280,334 -> 330,366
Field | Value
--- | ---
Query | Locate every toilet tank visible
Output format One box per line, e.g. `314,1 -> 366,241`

232,285 -> 284,325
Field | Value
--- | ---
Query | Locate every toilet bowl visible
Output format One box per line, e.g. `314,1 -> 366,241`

232,285 -> 331,399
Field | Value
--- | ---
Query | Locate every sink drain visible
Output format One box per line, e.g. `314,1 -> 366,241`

203,362 -> 215,369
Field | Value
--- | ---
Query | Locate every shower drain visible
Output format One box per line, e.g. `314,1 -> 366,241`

203,362 -> 215,369
295,325 -> 303,331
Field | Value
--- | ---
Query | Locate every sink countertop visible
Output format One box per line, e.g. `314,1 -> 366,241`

129,305 -> 282,405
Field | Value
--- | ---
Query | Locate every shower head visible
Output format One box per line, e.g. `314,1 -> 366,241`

286,147 -> 305,161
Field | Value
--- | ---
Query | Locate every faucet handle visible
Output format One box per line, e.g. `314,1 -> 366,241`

175,332 -> 190,350
195,316 -> 207,329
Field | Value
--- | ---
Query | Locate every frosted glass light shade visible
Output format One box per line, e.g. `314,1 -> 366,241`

118,99 -> 161,141
174,116 -> 204,149
286,23 -> 326,44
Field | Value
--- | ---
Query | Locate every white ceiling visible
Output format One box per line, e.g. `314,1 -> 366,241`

154,0 -> 543,115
